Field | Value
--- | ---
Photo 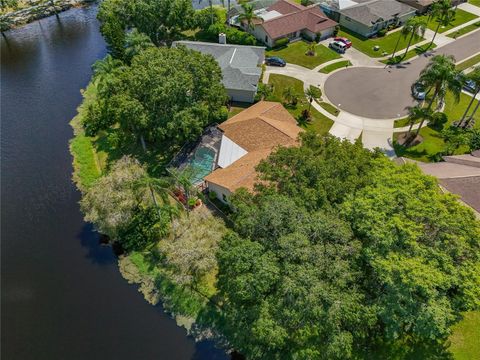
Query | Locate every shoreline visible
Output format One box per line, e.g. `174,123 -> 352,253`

1,0 -> 96,32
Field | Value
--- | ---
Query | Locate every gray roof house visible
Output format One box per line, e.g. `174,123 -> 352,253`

320,0 -> 416,37
173,40 -> 265,103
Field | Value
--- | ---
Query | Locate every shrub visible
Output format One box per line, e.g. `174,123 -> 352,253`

205,23 -> 256,45
431,112 -> 448,129
208,191 -> 218,201
470,129 -> 480,151
377,28 -> 387,37
333,25 -> 340,37
300,109 -> 311,121
315,32 -> 322,43
273,37 -> 289,49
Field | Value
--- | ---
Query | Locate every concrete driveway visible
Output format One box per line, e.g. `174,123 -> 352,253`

324,30 -> 480,119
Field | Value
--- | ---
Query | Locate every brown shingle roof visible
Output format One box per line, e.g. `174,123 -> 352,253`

267,0 -> 304,15
205,101 -> 303,192
260,2 -> 337,40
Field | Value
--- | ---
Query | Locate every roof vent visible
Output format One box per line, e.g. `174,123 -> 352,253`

219,33 -> 227,44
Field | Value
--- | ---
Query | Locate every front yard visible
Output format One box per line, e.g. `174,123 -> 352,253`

418,8 -> 478,33
266,40 -> 341,69
338,27 -> 424,58
394,91 -> 480,162
267,74 -> 333,135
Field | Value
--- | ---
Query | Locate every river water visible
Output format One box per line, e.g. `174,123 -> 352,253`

1,6 -> 227,360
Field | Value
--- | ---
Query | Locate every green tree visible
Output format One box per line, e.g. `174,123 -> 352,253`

390,22 -> 412,61
124,28 -> 154,63
82,47 -> 228,151
0,0 -> 17,10
282,87 -> 298,106
404,105 -> 434,145
256,83 -> 273,101
238,2 -> 260,30
305,86 -> 321,112
429,0 -> 455,47
97,0 -> 131,59
402,17 -> 427,58
80,156 -> 149,239
416,55 -> 463,137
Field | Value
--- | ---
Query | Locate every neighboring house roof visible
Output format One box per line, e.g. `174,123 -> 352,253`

259,0 -> 338,40
205,101 -> 303,192
396,0 -> 435,10
340,0 -> 416,26
408,154 -> 480,215
173,41 -> 265,92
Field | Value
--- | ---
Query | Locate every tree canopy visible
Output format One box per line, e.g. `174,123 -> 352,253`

214,133 -> 480,359
98,0 -> 196,57
82,46 -> 228,151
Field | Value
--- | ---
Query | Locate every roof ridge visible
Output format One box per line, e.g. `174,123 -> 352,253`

258,115 -> 298,140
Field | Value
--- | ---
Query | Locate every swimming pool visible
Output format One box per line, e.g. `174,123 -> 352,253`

187,146 -> 216,184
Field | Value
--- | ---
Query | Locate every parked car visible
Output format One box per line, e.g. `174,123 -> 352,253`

334,37 -> 352,48
464,79 -> 477,94
265,56 -> 286,67
412,82 -> 427,100
329,41 -> 347,54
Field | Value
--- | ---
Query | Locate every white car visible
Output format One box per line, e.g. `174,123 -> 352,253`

329,41 -> 347,54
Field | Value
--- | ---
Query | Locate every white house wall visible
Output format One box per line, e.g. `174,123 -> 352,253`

227,88 -> 257,103
207,182 -> 232,204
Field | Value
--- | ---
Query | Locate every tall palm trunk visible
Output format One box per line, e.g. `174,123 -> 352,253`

390,32 -> 403,61
140,134 -> 162,218
463,99 -> 480,128
430,21 -> 441,47
459,88 -> 479,127
227,0 -> 231,26
413,87 -> 439,139
403,32 -> 415,57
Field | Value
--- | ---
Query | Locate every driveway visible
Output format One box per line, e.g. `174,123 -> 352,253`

324,29 -> 480,119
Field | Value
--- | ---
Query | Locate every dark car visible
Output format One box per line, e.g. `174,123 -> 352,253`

334,36 -> 352,48
464,79 -> 477,94
265,56 -> 286,67
411,82 -> 427,100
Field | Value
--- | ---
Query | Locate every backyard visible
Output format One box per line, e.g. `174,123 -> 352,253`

266,40 -> 341,69
338,27 -> 424,58
418,8 -> 478,33
394,91 -> 480,162
267,74 -> 333,135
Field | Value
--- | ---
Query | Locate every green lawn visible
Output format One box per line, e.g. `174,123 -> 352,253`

449,311 -> 480,360
447,21 -> 480,38
382,43 -> 437,65
266,41 -> 340,69
418,9 -> 478,34
394,116 -> 423,128
228,102 -> 251,118
394,92 -> 480,161
319,60 -> 352,73
469,0 -> 480,6
456,53 -> 480,71
338,27 -> 424,58
267,74 -> 333,135
319,101 -> 340,116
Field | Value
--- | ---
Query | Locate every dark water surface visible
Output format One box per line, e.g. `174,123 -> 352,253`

1,6 -> 226,360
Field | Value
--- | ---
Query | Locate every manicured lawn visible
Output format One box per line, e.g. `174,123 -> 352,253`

382,43 -> 437,64
418,9 -> 478,34
447,21 -> 480,38
266,41 -> 340,69
394,91 -> 480,161
449,311 -> 480,360
338,27 -> 424,58
267,74 -> 333,135
394,116 -> 422,128
469,0 -> 480,6
319,60 -> 352,73
456,53 -> 480,71
319,101 -> 340,116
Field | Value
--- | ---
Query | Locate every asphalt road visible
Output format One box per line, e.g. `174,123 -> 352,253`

324,30 -> 480,119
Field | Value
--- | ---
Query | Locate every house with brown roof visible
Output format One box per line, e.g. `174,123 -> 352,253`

234,0 -> 338,47
204,101 -> 303,203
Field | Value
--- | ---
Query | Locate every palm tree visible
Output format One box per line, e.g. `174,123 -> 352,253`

419,55 -> 462,109
429,0 -> 455,47
463,99 -> 480,128
168,167 -> 197,212
404,105 -> 434,144
133,175 -> 172,220
124,28 -> 154,63
282,87 -> 298,106
238,3 -> 260,30
459,66 -> 480,127
415,55 -> 463,138
257,83 -> 274,100
92,54 -> 125,96
402,17 -> 427,58
305,86 -> 321,112
390,25 -> 410,62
